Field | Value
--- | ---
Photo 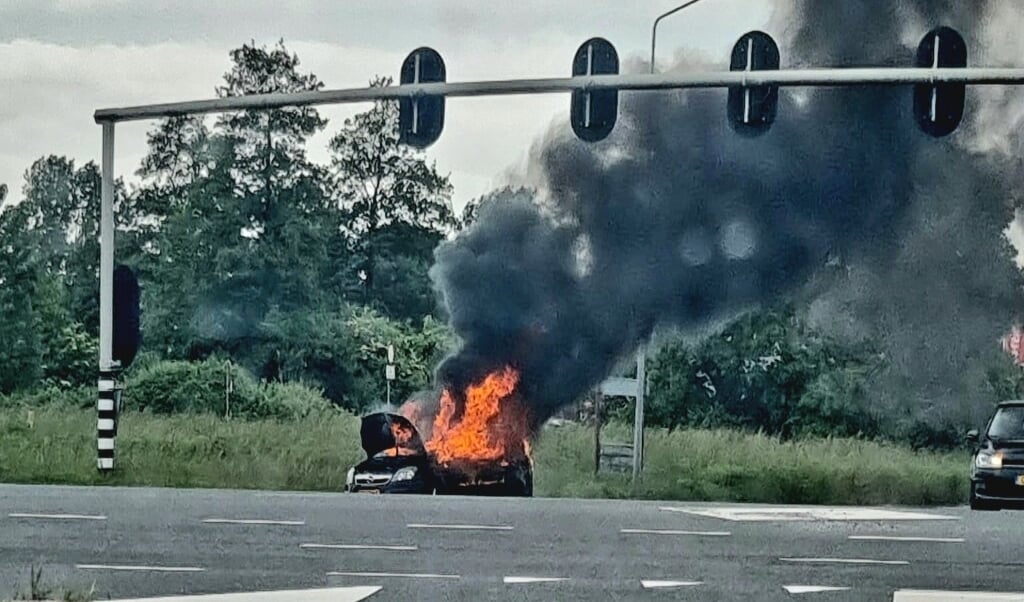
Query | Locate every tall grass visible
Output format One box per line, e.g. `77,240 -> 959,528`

0,408 -> 968,505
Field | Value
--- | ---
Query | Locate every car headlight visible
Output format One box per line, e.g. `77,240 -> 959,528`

392,466 -> 418,482
345,467 -> 355,486
976,452 -> 1003,469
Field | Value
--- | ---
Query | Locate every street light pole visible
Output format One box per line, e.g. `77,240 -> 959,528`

650,0 -> 711,74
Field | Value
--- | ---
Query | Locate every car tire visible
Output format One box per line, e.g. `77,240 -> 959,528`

969,482 -> 999,511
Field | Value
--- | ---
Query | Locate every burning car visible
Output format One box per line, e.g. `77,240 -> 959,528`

345,412 -> 436,494
345,367 -> 534,496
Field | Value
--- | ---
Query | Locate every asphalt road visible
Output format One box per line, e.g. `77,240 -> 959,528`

2,484 -> 1023,601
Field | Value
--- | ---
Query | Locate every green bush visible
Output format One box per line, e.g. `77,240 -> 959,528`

124,359 -> 257,415
123,359 -> 332,419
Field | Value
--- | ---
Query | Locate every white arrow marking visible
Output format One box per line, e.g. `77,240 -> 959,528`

641,580 -> 703,589
784,585 -> 852,594
504,576 -> 569,584
105,586 -> 382,601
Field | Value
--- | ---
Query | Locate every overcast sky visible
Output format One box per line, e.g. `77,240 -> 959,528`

0,0 -> 773,212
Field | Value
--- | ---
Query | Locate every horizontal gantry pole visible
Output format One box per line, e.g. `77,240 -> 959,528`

94,67 -> 1024,123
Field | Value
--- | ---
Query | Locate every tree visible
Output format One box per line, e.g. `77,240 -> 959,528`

329,77 -> 456,321
0,193 -> 43,393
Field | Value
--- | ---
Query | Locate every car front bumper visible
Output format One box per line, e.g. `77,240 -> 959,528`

972,467 -> 1024,504
348,476 -> 431,494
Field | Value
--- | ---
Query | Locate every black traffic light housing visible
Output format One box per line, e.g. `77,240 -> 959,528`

914,26 -> 967,138
399,47 -> 446,149
728,31 -> 781,136
112,265 -> 141,369
571,37 -> 619,142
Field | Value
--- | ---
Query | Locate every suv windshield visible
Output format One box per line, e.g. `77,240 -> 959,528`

987,406 -> 1024,440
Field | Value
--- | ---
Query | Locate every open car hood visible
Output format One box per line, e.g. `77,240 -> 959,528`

360,412 -> 426,458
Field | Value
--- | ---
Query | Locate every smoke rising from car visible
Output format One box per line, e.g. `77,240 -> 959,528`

430,0 -> 1024,429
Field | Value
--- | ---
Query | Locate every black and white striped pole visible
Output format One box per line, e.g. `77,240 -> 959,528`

97,122 -> 117,471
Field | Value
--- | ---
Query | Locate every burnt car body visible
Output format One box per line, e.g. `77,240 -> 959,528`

345,412 -> 532,497
969,401 -> 1024,510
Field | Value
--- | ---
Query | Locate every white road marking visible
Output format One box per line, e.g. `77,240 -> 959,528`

661,506 -> 958,522
641,580 -> 703,589
848,535 -> 964,543
9,513 -> 107,521
621,528 -> 730,536
76,564 -> 205,572
328,571 -> 459,580
202,518 -> 305,526
99,586 -> 383,601
783,585 -> 851,594
780,557 -> 909,566
301,543 -> 417,551
406,523 -> 513,531
893,591 -> 1024,601
503,576 -> 569,584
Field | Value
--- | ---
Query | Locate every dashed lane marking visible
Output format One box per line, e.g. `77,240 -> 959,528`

504,577 -> 570,584
641,580 -> 703,589
9,513 -> 107,521
621,528 -> 730,536
406,523 -> 513,531
780,557 -> 909,566
99,586 -> 383,601
892,591 -> 1024,601
848,535 -> 964,543
202,518 -> 305,526
328,571 -> 459,580
75,564 -> 205,572
301,543 -> 417,551
784,585 -> 852,594
661,506 -> 958,522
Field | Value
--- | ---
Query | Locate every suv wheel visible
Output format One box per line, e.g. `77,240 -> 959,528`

969,482 -> 999,511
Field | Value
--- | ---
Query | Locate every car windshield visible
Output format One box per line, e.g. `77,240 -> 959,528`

987,407 -> 1024,440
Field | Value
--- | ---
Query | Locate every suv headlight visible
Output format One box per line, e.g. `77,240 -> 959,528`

345,467 -> 355,486
392,466 -> 418,482
976,452 -> 1003,469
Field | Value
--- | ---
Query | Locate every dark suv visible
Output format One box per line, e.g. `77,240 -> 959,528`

968,401 -> 1024,510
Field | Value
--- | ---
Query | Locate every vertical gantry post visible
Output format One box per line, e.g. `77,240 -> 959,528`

98,122 -> 117,471
632,347 -> 646,482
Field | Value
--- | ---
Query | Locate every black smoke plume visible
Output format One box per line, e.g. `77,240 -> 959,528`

430,0 -> 1024,430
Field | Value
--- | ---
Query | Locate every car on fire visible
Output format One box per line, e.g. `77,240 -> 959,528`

968,400 -> 1024,510
345,412 -> 533,496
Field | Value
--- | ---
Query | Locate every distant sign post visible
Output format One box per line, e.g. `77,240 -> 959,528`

597,348 -> 647,481
385,344 -> 396,406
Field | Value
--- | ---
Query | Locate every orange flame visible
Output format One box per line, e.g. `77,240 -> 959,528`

384,420 -> 419,457
425,367 -> 531,466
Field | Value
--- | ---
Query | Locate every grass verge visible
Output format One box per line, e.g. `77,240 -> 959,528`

0,407 -> 968,505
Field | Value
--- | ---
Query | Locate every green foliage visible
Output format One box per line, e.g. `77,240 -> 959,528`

647,307 -> 882,440
122,359 -> 330,419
